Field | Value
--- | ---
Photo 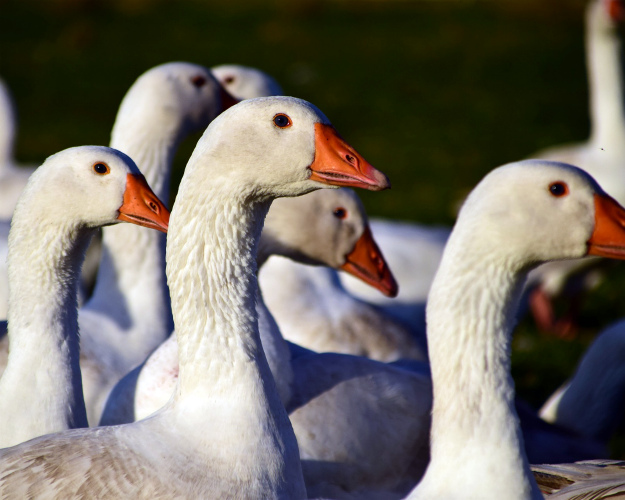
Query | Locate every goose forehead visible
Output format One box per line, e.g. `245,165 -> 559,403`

45,146 -> 139,176
480,160 -> 600,196
224,96 -> 330,124
140,62 -> 211,83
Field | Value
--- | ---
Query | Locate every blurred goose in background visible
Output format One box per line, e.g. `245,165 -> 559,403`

405,160 -> 625,500
259,189 -> 427,361
100,186 -> 431,497
525,0 -> 625,336
539,318 -> 625,446
0,79 -> 37,319
212,63 -> 283,99
0,96 -> 390,498
0,78 -> 35,221
0,62 -> 238,425
0,146 -> 169,448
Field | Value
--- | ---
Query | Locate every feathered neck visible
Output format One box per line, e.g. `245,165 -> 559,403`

167,181 -> 271,396
409,228 -> 542,500
587,5 -> 625,149
163,172 -> 306,497
82,101 -> 178,367
0,198 -> 89,447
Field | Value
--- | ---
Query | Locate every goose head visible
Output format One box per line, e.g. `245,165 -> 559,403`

187,96 -> 390,198
112,62 -> 238,144
263,188 -> 398,296
16,146 -> 169,233
455,160 -> 625,270
211,64 -> 283,100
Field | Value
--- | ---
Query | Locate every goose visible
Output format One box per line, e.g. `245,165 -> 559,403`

0,145 -> 169,448
0,77 -> 35,221
0,79 -> 37,319
539,318 -> 625,444
3,62 -> 235,426
100,188 -> 432,495
211,64 -> 283,100
525,0 -> 625,335
404,160 -> 625,500
0,96 -> 390,498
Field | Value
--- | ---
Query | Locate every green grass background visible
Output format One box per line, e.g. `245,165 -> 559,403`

3,0 -> 625,454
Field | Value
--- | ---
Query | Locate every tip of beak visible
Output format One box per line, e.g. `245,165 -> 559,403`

369,171 -> 391,191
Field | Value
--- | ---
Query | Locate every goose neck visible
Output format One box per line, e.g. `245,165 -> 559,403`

82,118 -> 177,360
586,14 -> 625,148
0,215 -> 90,444
415,242 -> 541,499
167,187 -> 272,398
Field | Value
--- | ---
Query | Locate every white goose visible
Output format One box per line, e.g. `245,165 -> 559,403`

405,160 -> 625,500
0,96 -> 390,498
526,0 -> 625,334
0,79 -> 37,320
31,62 -> 234,425
0,78 -> 35,221
0,146 -> 169,449
211,64 -> 283,100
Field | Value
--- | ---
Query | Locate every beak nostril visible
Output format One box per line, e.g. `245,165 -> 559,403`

345,154 -> 356,165
149,201 -> 158,212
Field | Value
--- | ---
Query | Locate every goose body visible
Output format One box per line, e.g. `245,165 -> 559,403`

0,96 -> 390,498
0,146 -> 169,448
406,160 -> 625,500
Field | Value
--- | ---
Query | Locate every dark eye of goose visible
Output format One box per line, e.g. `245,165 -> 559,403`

223,76 -> 235,85
549,181 -> 569,197
93,162 -> 110,175
333,207 -> 347,219
273,113 -> 292,128
191,75 -> 207,88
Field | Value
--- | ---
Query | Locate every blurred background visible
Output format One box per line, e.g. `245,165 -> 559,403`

2,0 -> 624,452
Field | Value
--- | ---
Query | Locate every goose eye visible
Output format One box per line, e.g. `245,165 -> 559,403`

273,113 -> 292,128
191,75 -> 207,88
223,76 -> 235,85
549,181 -> 569,197
333,207 -> 347,219
93,162 -> 110,175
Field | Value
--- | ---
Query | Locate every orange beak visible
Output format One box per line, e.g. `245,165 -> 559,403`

117,174 -> 170,234
219,85 -> 240,111
340,225 -> 398,297
309,123 -> 390,191
587,193 -> 625,258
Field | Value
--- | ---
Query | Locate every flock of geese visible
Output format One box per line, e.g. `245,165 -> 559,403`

1,0 -> 625,498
